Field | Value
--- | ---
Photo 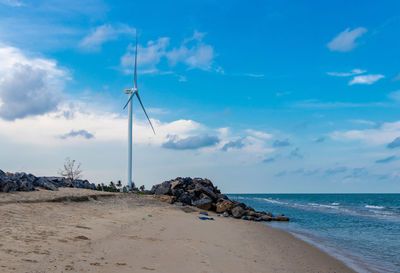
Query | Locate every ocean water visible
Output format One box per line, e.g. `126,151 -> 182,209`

226,194 -> 400,273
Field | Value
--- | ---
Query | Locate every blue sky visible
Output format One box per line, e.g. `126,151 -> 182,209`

0,0 -> 400,193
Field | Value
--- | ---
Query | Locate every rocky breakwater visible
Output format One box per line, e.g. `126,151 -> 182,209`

151,177 -> 289,222
0,169 -> 96,192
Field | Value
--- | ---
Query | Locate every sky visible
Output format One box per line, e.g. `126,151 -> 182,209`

0,0 -> 400,193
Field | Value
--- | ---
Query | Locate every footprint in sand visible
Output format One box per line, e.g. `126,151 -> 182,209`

142,266 -> 155,271
73,235 -> 90,241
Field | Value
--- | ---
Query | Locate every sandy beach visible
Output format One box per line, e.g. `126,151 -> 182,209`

0,189 -> 355,273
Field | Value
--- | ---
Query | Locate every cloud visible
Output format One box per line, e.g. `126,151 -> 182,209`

60,129 -> 94,139
387,90 -> 400,101
387,137 -> 400,149
0,44 -> 67,120
80,24 -> 136,51
262,157 -> 275,163
274,171 -> 287,177
221,138 -> 245,151
121,31 -> 216,74
327,27 -> 367,52
327,69 -> 366,77
349,119 -> 377,126
245,129 -> 272,139
166,31 -> 215,70
313,136 -> 325,143
349,74 -> 384,85
0,0 -> 24,6
344,168 -> 368,179
331,120 -> 400,145
393,73 -> 400,81
273,139 -> 290,147
325,166 -> 347,175
162,134 -> 220,150
376,155 -> 397,164
290,147 -> 303,159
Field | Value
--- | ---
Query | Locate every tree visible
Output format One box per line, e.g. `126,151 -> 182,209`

58,157 -> 82,182
139,185 -> 145,191
116,180 -> 122,188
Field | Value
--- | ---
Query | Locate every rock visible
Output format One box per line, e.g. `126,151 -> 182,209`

254,217 -> 262,222
193,196 -> 213,210
152,181 -> 171,195
267,212 -> 273,217
0,169 -> 5,177
222,211 -> 230,217
216,200 -> 235,213
0,179 -> 17,192
261,215 -> 273,222
246,210 -> 258,217
178,193 -> 192,205
196,185 -> 217,200
231,206 -> 246,218
275,215 -> 290,221
34,177 -> 58,191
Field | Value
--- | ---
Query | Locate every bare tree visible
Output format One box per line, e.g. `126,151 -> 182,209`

58,157 -> 82,182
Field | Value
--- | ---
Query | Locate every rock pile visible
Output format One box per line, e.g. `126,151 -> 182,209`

151,177 -> 289,222
0,170 -> 96,193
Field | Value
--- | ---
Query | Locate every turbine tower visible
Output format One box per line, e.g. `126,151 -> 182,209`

123,32 -> 156,190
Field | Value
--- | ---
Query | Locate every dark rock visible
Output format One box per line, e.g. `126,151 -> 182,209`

231,206 -> 246,218
192,196 -> 213,210
261,215 -> 273,222
0,169 -> 5,177
178,193 -> 192,205
0,179 -> 17,192
152,181 -> 171,195
34,177 -> 58,191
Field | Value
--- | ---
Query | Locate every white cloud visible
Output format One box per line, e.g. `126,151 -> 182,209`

327,69 -> 366,77
121,37 -> 169,72
121,31 -> 217,74
349,74 -> 384,85
0,44 -> 67,120
327,27 -> 367,52
245,129 -> 272,139
331,120 -> 400,145
244,73 -> 264,78
80,24 -> 136,51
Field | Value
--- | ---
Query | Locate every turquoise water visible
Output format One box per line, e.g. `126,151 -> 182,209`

227,194 -> 400,273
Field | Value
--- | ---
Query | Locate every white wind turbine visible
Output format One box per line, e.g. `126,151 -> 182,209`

123,32 -> 156,190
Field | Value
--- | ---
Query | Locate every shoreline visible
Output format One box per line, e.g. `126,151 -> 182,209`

0,189 -> 356,273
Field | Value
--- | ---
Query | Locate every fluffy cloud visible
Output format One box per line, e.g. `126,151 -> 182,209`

162,134 -> 220,150
349,74 -> 384,85
327,27 -> 367,52
331,121 -> 400,145
80,24 -> 136,51
221,138 -> 245,151
0,44 -> 67,120
325,166 -> 347,175
0,0 -> 24,6
60,129 -> 94,139
121,31 -> 216,74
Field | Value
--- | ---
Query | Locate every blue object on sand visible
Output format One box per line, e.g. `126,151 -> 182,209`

199,216 -> 214,221
199,211 -> 209,216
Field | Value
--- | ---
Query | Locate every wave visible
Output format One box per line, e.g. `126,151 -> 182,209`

365,205 -> 384,209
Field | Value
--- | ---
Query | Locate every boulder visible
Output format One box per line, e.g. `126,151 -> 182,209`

178,193 -> 192,205
0,169 -> 5,177
231,206 -> 246,218
275,215 -> 290,221
216,200 -> 235,213
222,211 -> 230,217
192,196 -> 213,210
261,215 -> 273,222
34,177 -> 58,191
152,181 -> 171,195
0,179 -> 17,192
196,185 -> 217,200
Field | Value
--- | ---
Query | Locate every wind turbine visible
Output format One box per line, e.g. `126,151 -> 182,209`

123,32 -> 156,190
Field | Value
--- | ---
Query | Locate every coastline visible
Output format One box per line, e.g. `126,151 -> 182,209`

0,189 -> 355,273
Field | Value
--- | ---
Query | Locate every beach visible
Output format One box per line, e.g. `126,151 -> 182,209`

0,189 -> 354,273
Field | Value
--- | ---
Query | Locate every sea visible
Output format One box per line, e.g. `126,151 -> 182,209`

226,194 -> 400,273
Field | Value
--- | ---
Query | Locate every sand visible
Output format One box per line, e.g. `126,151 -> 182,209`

0,189 -> 355,273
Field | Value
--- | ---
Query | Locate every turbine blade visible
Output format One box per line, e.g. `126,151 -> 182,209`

123,92 -> 135,110
136,92 -> 156,135
134,31 -> 138,89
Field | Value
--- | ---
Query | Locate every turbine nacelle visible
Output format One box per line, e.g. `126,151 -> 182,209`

124,88 -> 137,94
